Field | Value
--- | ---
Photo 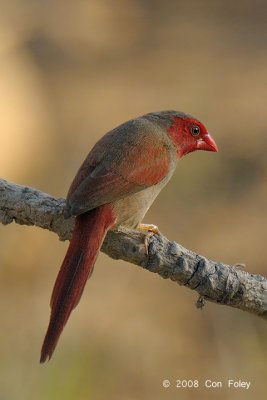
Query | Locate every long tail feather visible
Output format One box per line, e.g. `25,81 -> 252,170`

40,204 -> 116,363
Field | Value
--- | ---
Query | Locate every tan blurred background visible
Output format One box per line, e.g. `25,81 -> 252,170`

0,0 -> 266,399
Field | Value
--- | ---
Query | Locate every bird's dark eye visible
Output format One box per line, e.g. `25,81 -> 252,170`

190,125 -> 200,137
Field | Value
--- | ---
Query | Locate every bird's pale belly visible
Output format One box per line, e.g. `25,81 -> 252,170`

111,168 -> 175,229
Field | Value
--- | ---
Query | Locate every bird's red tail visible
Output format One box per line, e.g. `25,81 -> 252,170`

40,204 -> 116,363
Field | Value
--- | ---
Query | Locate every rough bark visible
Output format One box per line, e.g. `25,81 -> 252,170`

0,178 -> 266,319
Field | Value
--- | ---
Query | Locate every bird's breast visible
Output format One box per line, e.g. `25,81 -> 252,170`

111,158 -> 177,229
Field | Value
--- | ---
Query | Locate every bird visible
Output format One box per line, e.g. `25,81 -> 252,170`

40,110 -> 218,363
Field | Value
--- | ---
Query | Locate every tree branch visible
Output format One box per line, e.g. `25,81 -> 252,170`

0,178 -> 266,319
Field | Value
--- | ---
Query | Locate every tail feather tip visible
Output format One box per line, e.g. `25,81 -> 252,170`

40,349 -> 52,364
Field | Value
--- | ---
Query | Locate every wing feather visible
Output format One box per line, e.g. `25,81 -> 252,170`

66,121 -> 171,216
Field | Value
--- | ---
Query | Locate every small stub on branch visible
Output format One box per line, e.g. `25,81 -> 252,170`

196,295 -> 206,309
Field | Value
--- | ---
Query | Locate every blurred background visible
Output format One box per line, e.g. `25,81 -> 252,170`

0,0 -> 266,399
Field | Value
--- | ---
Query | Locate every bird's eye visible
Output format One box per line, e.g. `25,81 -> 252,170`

190,125 -> 200,137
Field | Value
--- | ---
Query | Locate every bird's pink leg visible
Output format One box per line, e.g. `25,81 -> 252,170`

136,223 -> 161,255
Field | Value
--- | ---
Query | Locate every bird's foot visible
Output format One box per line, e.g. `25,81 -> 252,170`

136,223 -> 161,255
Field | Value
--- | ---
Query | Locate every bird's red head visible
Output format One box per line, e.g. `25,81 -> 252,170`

167,115 -> 218,157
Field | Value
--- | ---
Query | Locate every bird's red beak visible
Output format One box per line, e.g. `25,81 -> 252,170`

196,133 -> 218,152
